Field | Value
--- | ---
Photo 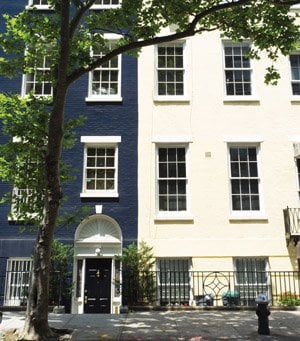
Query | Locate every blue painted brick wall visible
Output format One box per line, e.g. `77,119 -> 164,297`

0,0 -> 138,273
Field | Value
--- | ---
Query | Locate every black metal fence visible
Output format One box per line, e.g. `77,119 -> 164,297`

0,270 -> 72,312
122,270 -> 300,307
1,269 -> 299,310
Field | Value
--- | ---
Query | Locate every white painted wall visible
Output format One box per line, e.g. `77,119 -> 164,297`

138,27 -> 300,271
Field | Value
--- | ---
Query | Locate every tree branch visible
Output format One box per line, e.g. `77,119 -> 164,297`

67,0 -> 254,84
69,0 -> 96,39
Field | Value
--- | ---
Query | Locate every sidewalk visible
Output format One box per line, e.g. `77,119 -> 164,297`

1,310 -> 300,340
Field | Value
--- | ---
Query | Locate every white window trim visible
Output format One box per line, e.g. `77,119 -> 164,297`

290,52 -> 300,100
295,157 -> 300,201
4,258 -> 32,306
85,38 -> 122,102
21,55 -> 53,98
153,41 -> 190,102
26,1 -> 51,10
91,1 -> 122,10
9,187 -> 39,221
222,40 -> 258,101
155,143 -> 193,221
227,143 -> 266,220
80,136 -> 121,198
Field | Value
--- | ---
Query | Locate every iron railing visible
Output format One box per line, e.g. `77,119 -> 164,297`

1,269 -> 299,310
122,270 -> 300,307
283,207 -> 300,245
0,270 -> 72,312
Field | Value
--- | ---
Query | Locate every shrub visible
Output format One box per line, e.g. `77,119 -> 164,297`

277,292 -> 300,306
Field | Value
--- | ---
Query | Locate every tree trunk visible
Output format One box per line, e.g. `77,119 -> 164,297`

19,89 -> 68,341
19,1 -> 71,339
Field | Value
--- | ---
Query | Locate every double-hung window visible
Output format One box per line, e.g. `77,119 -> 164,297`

22,56 -> 52,96
229,145 -> 261,212
87,40 -> 122,101
81,136 -> 120,198
5,258 -> 32,306
10,153 -> 41,221
224,42 -> 252,96
156,42 -> 185,98
290,54 -> 300,96
157,146 -> 188,214
11,187 -> 38,221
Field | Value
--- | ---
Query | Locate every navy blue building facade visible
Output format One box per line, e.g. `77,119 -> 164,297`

0,0 -> 137,314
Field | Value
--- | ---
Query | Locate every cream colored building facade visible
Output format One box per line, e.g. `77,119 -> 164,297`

138,10 -> 300,304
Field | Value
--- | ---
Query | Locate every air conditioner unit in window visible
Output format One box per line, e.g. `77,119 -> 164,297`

294,143 -> 300,158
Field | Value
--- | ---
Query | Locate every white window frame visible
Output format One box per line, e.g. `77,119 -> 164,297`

223,41 -> 258,102
22,55 -> 53,97
80,136 -> 121,198
295,157 -> 300,199
91,0 -> 121,10
86,38 -> 122,102
155,143 -> 192,220
9,148 -> 40,221
4,258 -> 32,306
228,143 -> 265,219
290,53 -> 300,99
10,187 -> 38,221
26,0 -> 51,10
154,41 -> 188,101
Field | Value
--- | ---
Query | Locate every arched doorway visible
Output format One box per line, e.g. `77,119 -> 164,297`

72,214 -> 122,314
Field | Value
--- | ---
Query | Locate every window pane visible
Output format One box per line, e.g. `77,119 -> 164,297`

178,180 -> 186,194
178,196 -> 186,210
231,180 -> 240,194
249,163 -> 258,177
159,196 -> 168,211
232,195 -> 241,210
178,163 -> 186,177
159,163 -> 167,177
292,83 -> 300,95
159,180 -> 167,194
251,195 -> 260,210
159,148 -> 167,161
169,181 -> 177,194
241,195 -> 250,210
241,180 -> 250,194
240,162 -> 249,177
231,162 -> 240,177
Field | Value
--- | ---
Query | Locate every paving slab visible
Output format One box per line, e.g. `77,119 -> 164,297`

1,310 -> 300,340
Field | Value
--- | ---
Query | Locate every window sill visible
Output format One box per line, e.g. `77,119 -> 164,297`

223,96 -> 260,103
80,192 -> 119,198
155,212 -> 194,222
26,5 -> 52,10
85,96 -> 123,103
153,96 -> 190,103
291,96 -> 300,103
90,5 -> 121,10
229,213 -> 268,222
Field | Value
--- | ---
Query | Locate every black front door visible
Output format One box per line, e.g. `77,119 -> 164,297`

84,258 -> 111,313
